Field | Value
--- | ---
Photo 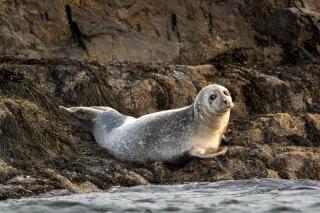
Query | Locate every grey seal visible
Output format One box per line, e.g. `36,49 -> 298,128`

59,84 -> 233,163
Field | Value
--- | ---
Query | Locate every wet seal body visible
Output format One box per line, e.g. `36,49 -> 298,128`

59,84 -> 233,163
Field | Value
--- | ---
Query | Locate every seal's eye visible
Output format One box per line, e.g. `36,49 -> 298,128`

209,94 -> 217,101
223,91 -> 230,96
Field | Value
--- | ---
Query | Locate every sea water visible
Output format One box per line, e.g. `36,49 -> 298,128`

1,179 -> 320,213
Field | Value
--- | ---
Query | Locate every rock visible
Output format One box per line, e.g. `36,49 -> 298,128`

274,152 -> 307,179
0,98 -> 78,160
253,113 -> 308,145
305,113 -> 320,145
290,93 -> 307,112
170,65 -> 217,90
0,0 -> 320,198
0,161 -> 21,182
256,8 -> 317,49
266,169 -> 279,179
0,174 -> 55,200
0,0 -> 319,64
0,58 -> 319,199
243,73 -> 293,114
302,0 -> 320,12
261,113 -> 305,137
231,128 -> 264,146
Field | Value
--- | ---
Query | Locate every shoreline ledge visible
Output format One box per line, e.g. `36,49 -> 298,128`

0,58 -> 319,200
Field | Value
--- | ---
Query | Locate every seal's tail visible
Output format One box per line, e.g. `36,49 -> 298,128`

59,106 -> 73,115
59,106 -> 104,132
59,106 -> 101,121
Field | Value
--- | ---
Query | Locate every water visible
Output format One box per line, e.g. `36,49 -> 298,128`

1,179 -> 320,213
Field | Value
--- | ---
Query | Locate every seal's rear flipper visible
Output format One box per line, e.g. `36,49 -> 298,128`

59,106 -> 102,131
59,106 -> 101,120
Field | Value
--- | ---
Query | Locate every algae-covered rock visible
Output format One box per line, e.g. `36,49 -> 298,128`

0,58 -> 319,199
0,0 -> 319,200
306,113 -> 320,145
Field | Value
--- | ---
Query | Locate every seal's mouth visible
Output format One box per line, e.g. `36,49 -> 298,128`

209,100 -> 233,114
225,102 -> 234,109
214,104 -> 233,115
221,101 -> 233,110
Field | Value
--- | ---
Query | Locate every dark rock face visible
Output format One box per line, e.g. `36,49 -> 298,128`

0,0 -> 319,199
0,0 -> 319,64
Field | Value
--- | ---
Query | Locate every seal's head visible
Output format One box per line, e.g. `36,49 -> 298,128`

195,84 -> 233,117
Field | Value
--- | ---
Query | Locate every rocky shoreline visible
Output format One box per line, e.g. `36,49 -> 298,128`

0,0 -> 319,200
0,58 -> 319,199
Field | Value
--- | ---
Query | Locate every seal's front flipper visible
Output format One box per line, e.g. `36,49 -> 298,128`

189,147 -> 228,159
59,106 -> 102,132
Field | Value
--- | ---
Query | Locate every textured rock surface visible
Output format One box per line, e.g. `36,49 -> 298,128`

0,0 -> 319,200
0,0 -> 319,64
0,58 -> 319,199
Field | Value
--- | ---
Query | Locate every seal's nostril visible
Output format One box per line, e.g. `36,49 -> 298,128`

223,100 -> 228,105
